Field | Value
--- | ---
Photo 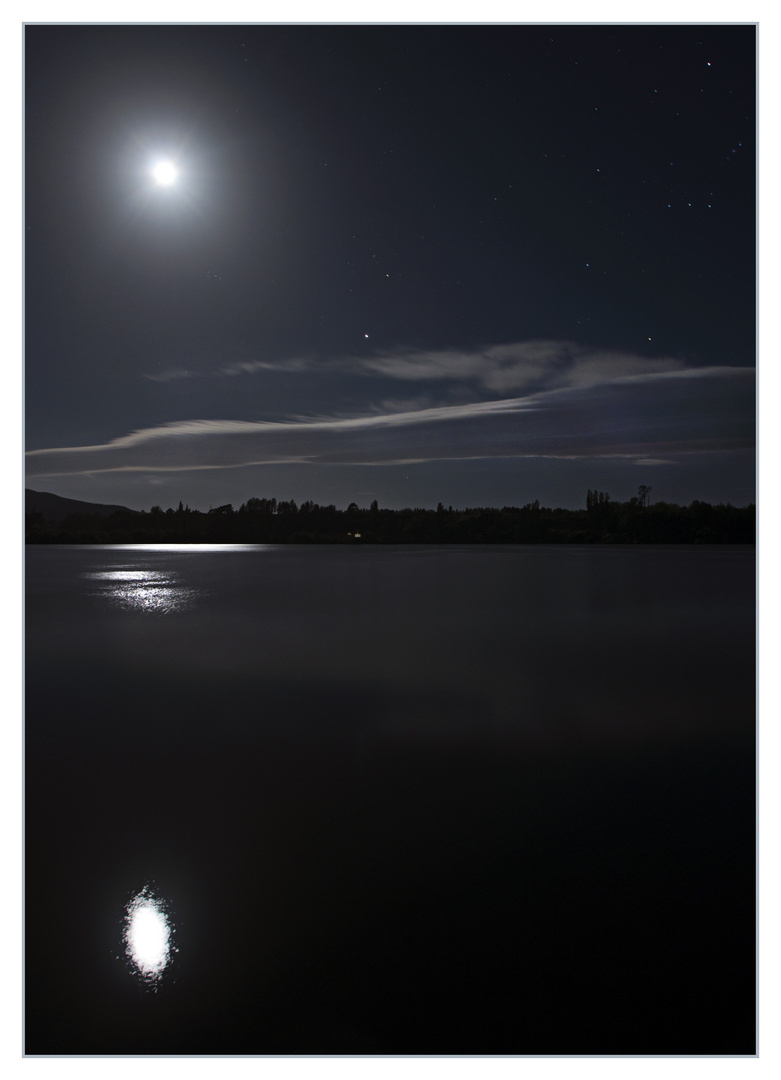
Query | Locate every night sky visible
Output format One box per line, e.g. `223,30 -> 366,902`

24,22 -> 756,512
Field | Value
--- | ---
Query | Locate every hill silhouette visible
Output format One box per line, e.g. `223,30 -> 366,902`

25,488 -> 139,524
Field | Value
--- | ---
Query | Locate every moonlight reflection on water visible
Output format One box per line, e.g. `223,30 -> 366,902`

82,568 -> 200,613
123,886 -> 176,988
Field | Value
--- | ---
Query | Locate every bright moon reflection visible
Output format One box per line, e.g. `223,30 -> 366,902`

124,887 -> 174,986
151,160 -> 178,185
82,568 -> 199,613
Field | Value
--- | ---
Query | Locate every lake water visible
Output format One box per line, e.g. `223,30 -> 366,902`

25,543 -> 756,1054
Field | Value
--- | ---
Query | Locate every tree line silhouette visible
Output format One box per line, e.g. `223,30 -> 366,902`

26,487 -> 755,544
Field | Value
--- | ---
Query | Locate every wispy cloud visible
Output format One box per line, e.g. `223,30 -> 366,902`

144,339 -> 688,394
144,368 -> 201,383
27,364 -> 754,479
360,341 -> 687,394
221,356 -> 315,376
144,355 -> 314,382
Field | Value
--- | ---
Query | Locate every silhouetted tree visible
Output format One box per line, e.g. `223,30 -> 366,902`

24,490 -> 755,545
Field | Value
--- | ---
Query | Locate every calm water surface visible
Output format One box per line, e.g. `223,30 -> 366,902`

25,544 -> 756,1054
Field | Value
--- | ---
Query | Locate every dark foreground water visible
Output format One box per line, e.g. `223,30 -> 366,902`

25,544 -> 756,1055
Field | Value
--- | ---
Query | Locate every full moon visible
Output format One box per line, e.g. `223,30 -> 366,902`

151,160 -> 178,186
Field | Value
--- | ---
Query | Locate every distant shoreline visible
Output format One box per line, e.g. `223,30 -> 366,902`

25,539 -> 756,546
26,489 -> 755,546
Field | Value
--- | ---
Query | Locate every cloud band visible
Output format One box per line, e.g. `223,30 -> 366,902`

27,364 -> 754,479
